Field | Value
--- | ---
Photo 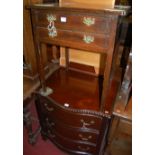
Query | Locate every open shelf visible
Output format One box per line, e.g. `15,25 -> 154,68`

45,67 -> 102,111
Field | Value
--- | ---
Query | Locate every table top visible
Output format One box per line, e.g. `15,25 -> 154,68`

30,2 -> 126,16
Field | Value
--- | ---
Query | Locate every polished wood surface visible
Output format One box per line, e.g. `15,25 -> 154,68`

46,67 -> 100,110
59,0 -> 117,76
69,62 -> 97,76
36,27 -> 110,52
30,3 -> 124,154
33,65 -> 121,154
35,92 -> 110,155
30,3 -> 124,111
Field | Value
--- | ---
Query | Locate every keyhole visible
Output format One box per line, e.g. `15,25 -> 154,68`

48,25 -> 52,30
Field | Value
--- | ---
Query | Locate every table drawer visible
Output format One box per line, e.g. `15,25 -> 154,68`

34,10 -> 112,35
37,27 -> 110,52
36,95 -> 103,130
44,117 -> 99,144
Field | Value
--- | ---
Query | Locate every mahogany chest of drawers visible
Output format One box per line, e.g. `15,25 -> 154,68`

35,92 -> 110,155
30,3 -> 124,155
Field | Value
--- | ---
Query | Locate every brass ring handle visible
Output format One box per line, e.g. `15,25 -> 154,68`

78,146 -> 90,151
47,14 -> 57,38
44,103 -> 54,111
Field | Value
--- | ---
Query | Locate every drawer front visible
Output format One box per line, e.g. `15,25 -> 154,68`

47,128 -> 97,155
44,117 -> 99,144
38,96 -> 103,130
37,27 -> 109,52
34,11 -> 112,35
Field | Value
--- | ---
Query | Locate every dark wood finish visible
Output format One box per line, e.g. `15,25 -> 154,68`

46,68 -> 100,110
34,66 -> 121,154
34,11 -> 113,35
69,62 -> 97,76
36,27 -> 110,52
30,3 -> 125,155
30,3 -> 124,111
35,92 -> 110,155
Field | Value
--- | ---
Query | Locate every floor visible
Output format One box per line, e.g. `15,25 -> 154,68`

24,128 -> 67,155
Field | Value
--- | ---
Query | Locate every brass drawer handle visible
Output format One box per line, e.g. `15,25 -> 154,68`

78,145 -> 90,151
79,134 -> 92,141
44,103 -> 54,112
83,17 -> 95,26
83,35 -> 94,44
80,119 -> 95,128
47,14 -> 57,38
47,14 -> 56,22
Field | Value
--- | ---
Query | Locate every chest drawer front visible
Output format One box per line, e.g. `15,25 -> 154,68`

47,128 -> 97,155
34,11 -> 112,35
44,117 -> 99,144
38,96 -> 103,130
37,27 -> 109,52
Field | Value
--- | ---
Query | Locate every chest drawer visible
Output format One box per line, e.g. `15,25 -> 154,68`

37,27 -> 109,52
33,10 -> 112,35
47,128 -> 97,155
36,95 -> 103,130
44,117 -> 99,144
